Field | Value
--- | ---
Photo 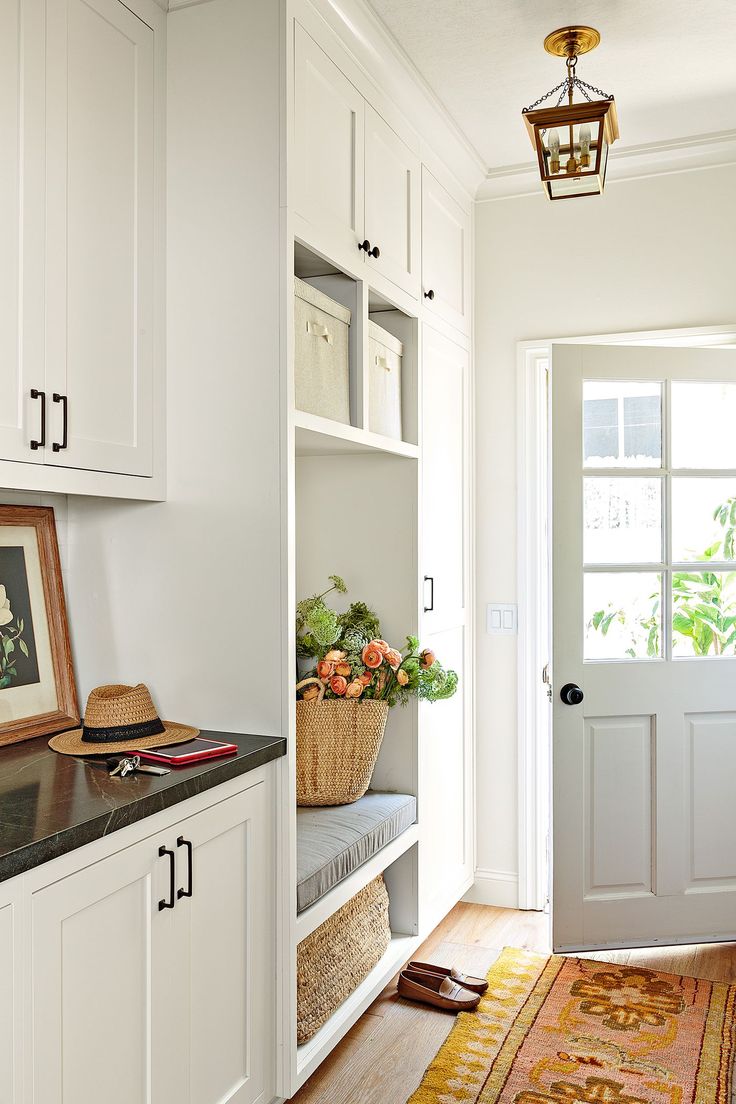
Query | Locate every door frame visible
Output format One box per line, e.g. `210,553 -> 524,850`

516,323 -> 736,912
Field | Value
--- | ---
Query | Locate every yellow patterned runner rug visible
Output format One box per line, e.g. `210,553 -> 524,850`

408,947 -> 736,1104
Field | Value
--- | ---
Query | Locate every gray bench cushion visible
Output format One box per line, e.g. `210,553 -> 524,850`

296,791 -> 416,914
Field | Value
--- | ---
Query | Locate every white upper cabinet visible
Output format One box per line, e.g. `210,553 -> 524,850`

294,24 -> 365,268
0,0 -> 42,464
421,168 -> 471,334
0,0 -> 158,488
364,105 -> 420,297
45,0 -> 155,476
293,25 -> 420,299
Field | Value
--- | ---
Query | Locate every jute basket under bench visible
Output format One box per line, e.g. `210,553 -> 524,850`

296,874 -> 391,1044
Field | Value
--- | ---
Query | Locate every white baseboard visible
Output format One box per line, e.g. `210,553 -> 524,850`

463,868 -> 519,909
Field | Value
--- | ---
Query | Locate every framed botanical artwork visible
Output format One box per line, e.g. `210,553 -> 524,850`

0,506 -> 79,746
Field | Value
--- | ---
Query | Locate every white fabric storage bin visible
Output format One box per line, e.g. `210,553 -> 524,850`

368,321 -> 403,440
294,277 -> 351,424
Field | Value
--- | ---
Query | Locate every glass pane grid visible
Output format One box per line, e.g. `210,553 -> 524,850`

583,378 -> 736,661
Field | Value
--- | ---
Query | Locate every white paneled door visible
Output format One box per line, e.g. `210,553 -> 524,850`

552,343 -> 736,951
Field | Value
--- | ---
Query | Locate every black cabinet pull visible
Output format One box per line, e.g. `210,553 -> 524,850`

358,238 -> 380,259
30,389 -> 45,450
158,845 -> 175,910
52,393 -> 68,452
424,288 -> 435,300
423,575 -> 434,613
176,836 -> 193,899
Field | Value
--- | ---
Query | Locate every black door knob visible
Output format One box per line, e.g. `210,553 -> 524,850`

560,683 -> 584,705
424,289 -> 435,300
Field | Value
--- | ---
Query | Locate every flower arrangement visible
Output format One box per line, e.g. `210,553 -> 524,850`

296,576 -> 458,707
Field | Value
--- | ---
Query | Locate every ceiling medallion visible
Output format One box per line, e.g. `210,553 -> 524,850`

522,25 -> 620,201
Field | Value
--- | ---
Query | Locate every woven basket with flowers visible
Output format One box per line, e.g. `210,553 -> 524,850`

295,576 -> 458,806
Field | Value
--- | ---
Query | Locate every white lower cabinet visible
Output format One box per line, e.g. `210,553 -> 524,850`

0,882 -> 22,1104
29,778 -> 273,1104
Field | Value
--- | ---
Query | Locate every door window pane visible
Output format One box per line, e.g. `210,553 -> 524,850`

671,382 -> 736,469
672,478 -> 736,562
584,572 -> 661,660
672,570 -> 736,657
584,478 -> 661,564
583,381 -> 662,468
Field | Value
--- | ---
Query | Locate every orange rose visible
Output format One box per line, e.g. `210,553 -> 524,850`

420,649 -> 436,669
316,660 -> 333,680
345,679 -> 364,698
324,649 -> 346,662
359,671 -> 373,686
335,662 -> 352,677
385,648 -> 402,671
372,639 -> 390,655
330,675 -> 348,696
301,685 -> 320,701
396,668 -> 409,686
362,643 -> 383,669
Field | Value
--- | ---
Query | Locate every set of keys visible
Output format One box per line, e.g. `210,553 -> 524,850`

107,755 -> 170,778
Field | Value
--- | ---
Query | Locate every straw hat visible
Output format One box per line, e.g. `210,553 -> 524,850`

49,683 -> 199,756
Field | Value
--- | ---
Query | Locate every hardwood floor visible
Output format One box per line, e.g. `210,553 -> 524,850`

289,902 -> 736,1104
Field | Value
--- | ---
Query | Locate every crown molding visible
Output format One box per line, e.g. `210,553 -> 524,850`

476,129 -> 736,202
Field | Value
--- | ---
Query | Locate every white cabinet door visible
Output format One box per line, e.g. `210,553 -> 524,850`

44,0 -> 155,476
0,883 -> 22,1104
294,24 -> 364,270
364,105 -> 420,298
421,168 -> 471,335
31,832 -> 183,1104
421,326 -> 466,633
419,624 -> 469,929
0,0 -> 43,464
420,325 -> 470,928
177,782 -> 272,1104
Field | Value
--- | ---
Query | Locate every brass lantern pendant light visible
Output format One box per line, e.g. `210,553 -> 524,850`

522,26 -> 619,200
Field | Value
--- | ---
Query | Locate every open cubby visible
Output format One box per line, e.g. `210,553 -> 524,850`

293,240 -> 420,454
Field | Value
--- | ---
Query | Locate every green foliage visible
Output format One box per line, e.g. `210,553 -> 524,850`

296,576 -> 382,660
337,601 -> 381,646
589,495 -> 736,658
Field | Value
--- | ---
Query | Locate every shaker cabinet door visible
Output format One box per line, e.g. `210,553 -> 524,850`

31,833 -> 183,1104
44,0 -> 155,476
421,325 -> 466,632
294,23 -> 365,270
177,782 -> 273,1104
421,168 -> 471,335
0,883 -> 22,1104
364,105 -> 420,298
0,0 -> 44,464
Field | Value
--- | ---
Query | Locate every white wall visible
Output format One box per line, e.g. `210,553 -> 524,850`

473,164 -> 736,906
65,0 -> 284,737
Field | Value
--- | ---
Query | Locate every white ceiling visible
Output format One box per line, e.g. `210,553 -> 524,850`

365,0 -> 736,173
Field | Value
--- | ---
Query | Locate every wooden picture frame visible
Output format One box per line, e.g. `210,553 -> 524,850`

0,506 -> 79,746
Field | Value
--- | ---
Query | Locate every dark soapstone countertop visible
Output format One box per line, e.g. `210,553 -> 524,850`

0,729 -> 285,883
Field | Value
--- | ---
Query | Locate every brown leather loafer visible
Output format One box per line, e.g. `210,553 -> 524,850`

397,967 -> 481,1011
408,960 -> 489,995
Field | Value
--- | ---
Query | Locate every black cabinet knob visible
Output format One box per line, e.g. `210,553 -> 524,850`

358,238 -> 380,259
424,289 -> 435,300
560,683 -> 584,706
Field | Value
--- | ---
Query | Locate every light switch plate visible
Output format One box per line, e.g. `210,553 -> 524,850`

486,603 -> 518,635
